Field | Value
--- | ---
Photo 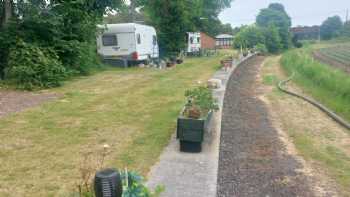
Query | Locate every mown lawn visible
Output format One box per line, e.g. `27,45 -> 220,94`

0,52 -> 231,196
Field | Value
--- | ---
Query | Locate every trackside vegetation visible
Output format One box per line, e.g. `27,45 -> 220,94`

281,47 -> 350,123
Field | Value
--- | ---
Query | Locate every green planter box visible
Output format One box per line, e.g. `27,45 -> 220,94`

176,109 -> 213,152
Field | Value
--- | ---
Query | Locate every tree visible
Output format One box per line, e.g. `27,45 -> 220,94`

320,16 -> 343,40
143,0 -> 233,56
233,25 -> 264,49
0,0 -> 124,85
256,3 -> 291,50
145,0 -> 191,57
263,24 -> 282,53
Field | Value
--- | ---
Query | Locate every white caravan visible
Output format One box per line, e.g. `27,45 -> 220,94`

97,23 -> 159,66
186,32 -> 201,55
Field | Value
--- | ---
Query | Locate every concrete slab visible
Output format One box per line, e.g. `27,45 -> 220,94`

146,54 -> 255,197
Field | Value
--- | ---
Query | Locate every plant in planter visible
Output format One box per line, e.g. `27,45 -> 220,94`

177,86 -> 219,152
121,170 -> 164,197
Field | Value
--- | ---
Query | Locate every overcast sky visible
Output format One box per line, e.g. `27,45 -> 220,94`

219,0 -> 349,27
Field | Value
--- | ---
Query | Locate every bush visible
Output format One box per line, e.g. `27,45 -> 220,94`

255,43 -> 268,55
5,40 -> 67,90
55,40 -> 100,75
121,171 -> 164,197
184,86 -> 219,118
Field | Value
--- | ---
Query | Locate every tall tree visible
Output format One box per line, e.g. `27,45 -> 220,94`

233,25 -> 264,49
145,0 -> 191,56
256,3 -> 291,50
138,0 -> 233,56
263,24 -> 282,53
320,16 -> 343,40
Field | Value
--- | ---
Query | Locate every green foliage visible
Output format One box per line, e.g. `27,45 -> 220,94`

320,16 -> 343,40
143,0 -> 233,56
263,24 -> 282,53
256,3 -> 291,50
255,43 -> 268,54
145,0 -> 190,56
233,25 -> 264,49
0,0 -> 123,88
292,34 -> 303,48
184,86 -> 219,118
281,48 -> 350,122
233,3 -> 292,53
5,39 -> 67,90
121,171 -> 164,197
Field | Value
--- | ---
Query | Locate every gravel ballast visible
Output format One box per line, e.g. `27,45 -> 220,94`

217,56 -> 313,197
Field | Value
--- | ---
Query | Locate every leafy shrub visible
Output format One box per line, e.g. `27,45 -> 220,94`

5,40 -> 67,90
121,170 -> 164,197
55,40 -> 99,75
184,86 -> 219,118
255,43 -> 268,55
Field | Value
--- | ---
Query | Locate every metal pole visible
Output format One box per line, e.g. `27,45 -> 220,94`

130,0 -> 135,22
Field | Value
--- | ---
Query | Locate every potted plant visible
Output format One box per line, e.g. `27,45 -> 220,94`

177,86 -> 219,152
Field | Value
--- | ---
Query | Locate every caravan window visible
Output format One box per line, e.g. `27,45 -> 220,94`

137,33 -> 141,44
102,34 -> 118,46
190,37 -> 194,44
197,37 -> 200,43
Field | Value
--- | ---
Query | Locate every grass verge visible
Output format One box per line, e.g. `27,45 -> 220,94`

280,47 -> 350,124
262,55 -> 350,196
0,52 -> 229,196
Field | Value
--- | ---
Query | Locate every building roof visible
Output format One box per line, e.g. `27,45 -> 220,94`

215,34 -> 234,39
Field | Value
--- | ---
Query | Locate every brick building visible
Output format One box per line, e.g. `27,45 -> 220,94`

200,32 -> 216,50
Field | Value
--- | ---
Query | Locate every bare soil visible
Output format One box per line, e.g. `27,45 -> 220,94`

217,56 -> 314,197
0,88 -> 58,118
313,51 -> 350,74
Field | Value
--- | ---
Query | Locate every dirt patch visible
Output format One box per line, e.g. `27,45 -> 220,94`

313,51 -> 350,74
217,56 -> 314,197
0,89 -> 58,118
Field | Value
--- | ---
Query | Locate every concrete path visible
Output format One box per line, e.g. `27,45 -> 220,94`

146,55 -> 254,197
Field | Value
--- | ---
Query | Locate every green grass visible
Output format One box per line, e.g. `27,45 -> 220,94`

280,47 -> 350,124
278,46 -> 350,195
263,74 -> 278,86
289,129 -> 350,196
0,53 -> 228,196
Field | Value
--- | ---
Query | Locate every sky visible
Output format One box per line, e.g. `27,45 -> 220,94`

219,0 -> 349,27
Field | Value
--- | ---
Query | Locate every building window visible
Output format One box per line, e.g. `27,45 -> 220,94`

102,35 -> 118,46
